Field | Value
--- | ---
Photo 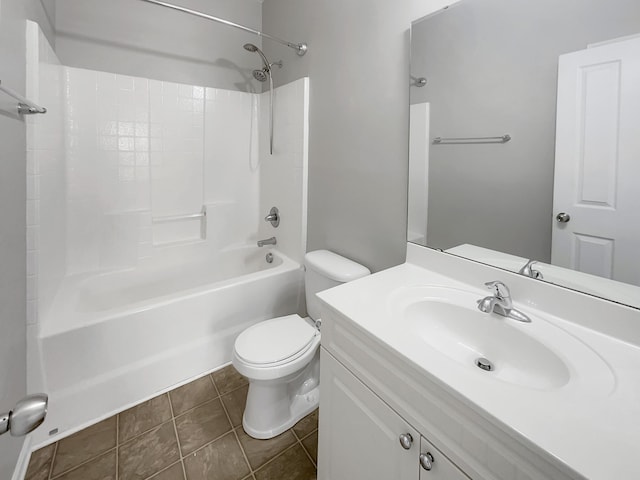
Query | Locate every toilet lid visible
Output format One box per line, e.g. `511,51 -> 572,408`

235,315 -> 319,366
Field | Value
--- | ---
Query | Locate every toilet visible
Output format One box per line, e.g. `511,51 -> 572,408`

232,250 -> 370,439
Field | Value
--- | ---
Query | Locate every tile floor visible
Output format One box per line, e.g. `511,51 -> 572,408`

25,365 -> 318,480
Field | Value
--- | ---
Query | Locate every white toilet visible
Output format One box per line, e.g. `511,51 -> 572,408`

232,250 -> 370,439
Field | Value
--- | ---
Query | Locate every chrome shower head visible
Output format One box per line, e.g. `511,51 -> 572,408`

243,43 -> 271,72
252,69 -> 269,82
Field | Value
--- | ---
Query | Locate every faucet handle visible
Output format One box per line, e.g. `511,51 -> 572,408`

484,281 -> 511,299
519,259 -> 543,279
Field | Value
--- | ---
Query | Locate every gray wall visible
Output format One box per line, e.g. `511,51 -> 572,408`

0,1 -> 55,476
411,0 -> 640,261
55,0 -> 264,91
262,0 -> 451,272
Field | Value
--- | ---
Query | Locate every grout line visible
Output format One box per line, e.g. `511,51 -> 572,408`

167,393 -> 188,480
47,441 -> 58,480
300,436 -> 317,468
232,428 -> 253,476
171,387 -> 221,419
50,448 -> 117,480
144,459 -> 183,480
209,373 -> 220,396
252,442 -> 301,476
215,376 -> 253,476
291,426 -> 318,469
118,394 -> 190,447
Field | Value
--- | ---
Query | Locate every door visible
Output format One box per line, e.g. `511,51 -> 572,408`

552,36 -> 640,286
419,436 -> 469,480
318,349 -> 419,480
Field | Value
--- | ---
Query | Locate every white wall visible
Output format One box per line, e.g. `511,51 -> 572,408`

0,1 -> 56,477
262,0 -> 453,272
55,0 -> 264,91
257,78 -> 309,263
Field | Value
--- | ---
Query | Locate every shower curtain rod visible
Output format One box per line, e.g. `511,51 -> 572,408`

138,0 -> 308,56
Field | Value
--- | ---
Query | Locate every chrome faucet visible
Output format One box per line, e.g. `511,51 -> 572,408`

477,281 -> 531,323
257,236 -> 277,247
518,259 -> 543,279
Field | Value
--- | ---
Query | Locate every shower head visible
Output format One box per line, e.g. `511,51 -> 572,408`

243,43 -> 272,72
252,69 -> 269,82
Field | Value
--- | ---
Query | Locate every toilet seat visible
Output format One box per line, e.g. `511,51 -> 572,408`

234,314 -> 319,367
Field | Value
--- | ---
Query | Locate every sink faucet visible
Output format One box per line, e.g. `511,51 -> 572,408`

477,281 -> 531,323
518,259 -> 543,279
257,236 -> 277,247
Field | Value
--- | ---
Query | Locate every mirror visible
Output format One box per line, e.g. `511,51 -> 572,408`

409,0 -> 640,308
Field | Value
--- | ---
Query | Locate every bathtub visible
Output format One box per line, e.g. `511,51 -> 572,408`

32,246 -> 303,447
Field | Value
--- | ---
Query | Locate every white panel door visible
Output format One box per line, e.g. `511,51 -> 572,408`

318,349 -> 419,480
552,37 -> 640,286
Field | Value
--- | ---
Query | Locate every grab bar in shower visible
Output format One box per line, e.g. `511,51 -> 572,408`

152,206 -> 207,239
432,134 -> 511,145
0,80 -> 47,115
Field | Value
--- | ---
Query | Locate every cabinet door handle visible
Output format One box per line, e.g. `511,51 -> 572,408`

419,452 -> 435,471
398,433 -> 413,450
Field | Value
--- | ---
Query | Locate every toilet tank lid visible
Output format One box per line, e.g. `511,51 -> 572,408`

304,250 -> 371,282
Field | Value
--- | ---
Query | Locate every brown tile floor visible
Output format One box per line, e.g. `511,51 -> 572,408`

26,365 -> 318,480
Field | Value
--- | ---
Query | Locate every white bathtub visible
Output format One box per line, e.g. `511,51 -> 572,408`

32,246 -> 303,447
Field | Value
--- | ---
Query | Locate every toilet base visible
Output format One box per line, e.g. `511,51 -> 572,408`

242,385 -> 319,439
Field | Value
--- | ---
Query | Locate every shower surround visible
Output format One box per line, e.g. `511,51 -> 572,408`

25,22 -> 309,448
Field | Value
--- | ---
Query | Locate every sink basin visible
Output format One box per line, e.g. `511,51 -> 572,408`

389,286 -> 614,393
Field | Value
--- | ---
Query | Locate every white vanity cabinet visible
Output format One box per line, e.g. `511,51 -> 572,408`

318,348 -> 470,480
317,299 -> 581,480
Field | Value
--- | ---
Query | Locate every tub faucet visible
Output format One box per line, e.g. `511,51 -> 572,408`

477,281 -> 531,323
257,237 -> 277,247
518,259 -> 543,279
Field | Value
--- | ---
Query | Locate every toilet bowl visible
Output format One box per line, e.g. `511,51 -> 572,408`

232,250 -> 370,439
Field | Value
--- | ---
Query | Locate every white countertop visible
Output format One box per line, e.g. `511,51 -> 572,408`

318,252 -> 640,480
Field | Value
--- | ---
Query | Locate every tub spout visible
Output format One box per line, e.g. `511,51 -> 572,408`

257,237 -> 277,247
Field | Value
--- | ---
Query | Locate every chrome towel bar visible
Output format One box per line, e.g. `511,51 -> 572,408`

152,206 -> 208,240
432,134 -> 511,145
152,210 -> 206,224
0,80 -> 47,115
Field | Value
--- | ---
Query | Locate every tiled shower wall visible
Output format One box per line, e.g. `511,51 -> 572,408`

26,22 -> 309,330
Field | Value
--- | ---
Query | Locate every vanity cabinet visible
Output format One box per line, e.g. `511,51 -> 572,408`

318,348 -> 469,480
317,300 -> 581,480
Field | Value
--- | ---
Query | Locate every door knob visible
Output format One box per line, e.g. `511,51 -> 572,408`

556,212 -> 571,223
419,452 -> 435,471
0,394 -> 48,437
398,433 -> 413,450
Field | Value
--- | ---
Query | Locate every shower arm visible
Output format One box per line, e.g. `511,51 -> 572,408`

138,0 -> 308,56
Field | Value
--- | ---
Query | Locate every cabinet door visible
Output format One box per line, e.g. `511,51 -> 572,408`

419,436 -> 469,480
318,349 -> 419,480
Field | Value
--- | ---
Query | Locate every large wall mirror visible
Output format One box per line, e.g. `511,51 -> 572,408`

409,0 -> 640,308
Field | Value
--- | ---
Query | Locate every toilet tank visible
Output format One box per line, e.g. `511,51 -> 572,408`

304,250 -> 371,321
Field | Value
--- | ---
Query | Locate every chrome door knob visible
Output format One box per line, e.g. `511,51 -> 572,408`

398,433 -> 413,450
556,212 -> 571,223
419,452 -> 435,471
